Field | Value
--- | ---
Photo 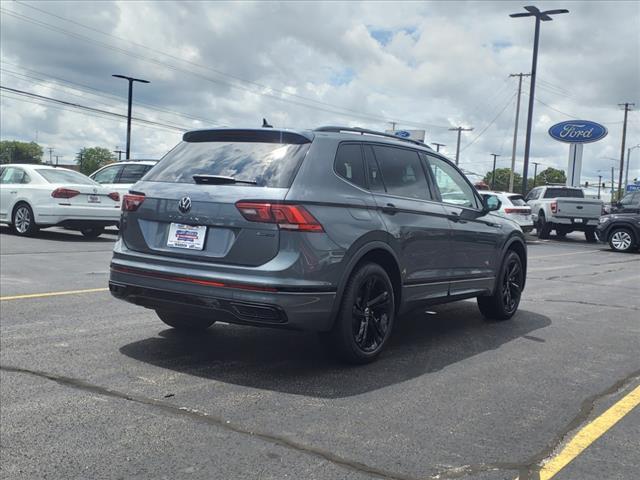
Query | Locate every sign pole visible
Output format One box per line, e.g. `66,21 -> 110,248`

567,143 -> 583,187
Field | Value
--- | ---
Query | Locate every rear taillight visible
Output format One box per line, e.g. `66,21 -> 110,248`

236,202 -> 324,232
108,192 -> 120,202
51,188 -> 80,199
122,193 -> 145,212
550,201 -> 558,214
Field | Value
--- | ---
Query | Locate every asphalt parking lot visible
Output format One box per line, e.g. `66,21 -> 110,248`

1,226 -> 638,480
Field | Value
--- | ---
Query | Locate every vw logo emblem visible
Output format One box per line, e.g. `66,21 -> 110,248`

178,196 -> 192,214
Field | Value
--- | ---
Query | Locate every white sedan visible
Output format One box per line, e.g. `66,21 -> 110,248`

481,191 -> 535,233
0,164 -> 121,238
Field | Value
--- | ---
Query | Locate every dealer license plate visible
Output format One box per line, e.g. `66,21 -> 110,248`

167,223 -> 207,250
88,195 -> 100,203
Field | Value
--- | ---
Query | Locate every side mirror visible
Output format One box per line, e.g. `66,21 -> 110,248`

483,194 -> 502,213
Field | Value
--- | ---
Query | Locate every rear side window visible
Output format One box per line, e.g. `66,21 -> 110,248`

334,143 -> 366,188
371,146 -> 430,200
119,164 -> 151,184
544,188 -> 584,198
36,169 -> 96,185
508,195 -> 527,206
144,141 -> 310,187
92,164 -> 122,184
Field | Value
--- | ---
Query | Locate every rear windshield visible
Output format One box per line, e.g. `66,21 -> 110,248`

37,169 -> 97,185
508,195 -> 527,206
144,141 -> 310,187
543,188 -> 584,198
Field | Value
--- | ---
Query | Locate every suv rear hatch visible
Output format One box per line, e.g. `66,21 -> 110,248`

121,129 -> 313,267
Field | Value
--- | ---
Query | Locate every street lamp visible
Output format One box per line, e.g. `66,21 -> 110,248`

112,74 -> 150,160
625,144 -> 640,189
510,5 -> 568,194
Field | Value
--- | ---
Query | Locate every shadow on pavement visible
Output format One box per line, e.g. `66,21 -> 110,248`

120,301 -> 551,398
0,225 -> 116,242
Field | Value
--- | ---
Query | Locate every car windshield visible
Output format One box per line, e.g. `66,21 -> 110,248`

144,141 -> 310,187
37,169 -> 98,185
508,195 -> 527,206
543,188 -> 584,198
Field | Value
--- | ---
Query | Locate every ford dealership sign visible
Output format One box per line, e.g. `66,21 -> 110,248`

548,120 -> 608,144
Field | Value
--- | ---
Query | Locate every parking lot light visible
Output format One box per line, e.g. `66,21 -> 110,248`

112,74 -> 150,160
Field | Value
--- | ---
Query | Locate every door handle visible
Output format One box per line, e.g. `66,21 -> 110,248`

381,203 -> 398,214
10,191 -> 17,194
449,210 -> 461,222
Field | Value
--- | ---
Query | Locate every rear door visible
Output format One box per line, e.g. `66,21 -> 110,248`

121,130 -> 312,267
424,154 -> 502,296
364,144 -> 450,301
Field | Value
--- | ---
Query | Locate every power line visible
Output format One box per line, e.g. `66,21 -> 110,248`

1,5 -> 450,130
0,85 -> 187,132
459,92 -> 516,154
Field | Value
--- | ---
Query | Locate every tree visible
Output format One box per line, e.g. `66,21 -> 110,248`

77,147 -> 115,175
0,140 -> 43,164
482,168 -> 526,192
534,167 -> 566,186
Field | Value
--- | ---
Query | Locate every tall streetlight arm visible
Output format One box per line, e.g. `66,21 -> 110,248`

112,74 -> 150,160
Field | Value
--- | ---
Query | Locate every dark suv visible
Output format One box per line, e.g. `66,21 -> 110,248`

109,127 -> 527,363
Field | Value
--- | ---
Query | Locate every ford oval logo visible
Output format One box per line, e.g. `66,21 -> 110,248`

394,130 -> 411,138
548,120 -> 608,144
178,196 -> 192,214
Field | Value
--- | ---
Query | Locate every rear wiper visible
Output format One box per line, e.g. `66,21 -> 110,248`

192,174 -> 257,185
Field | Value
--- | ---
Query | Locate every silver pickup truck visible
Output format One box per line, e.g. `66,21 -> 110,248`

525,186 -> 603,241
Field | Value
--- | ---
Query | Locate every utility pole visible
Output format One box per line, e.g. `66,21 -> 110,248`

54,155 -> 62,166
611,166 -> 615,206
114,148 -> 125,161
48,147 -> 54,165
112,74 -> 150,160
532,161 -> 541,188
449,126 -> 473,165
431,142 -> 446,152
510,5 -> 569,195
490,154 -> 500,190
508,73 -> 531,192
597,175 -> 602,199
617,103 -> 634,199
78,151 -> 84,173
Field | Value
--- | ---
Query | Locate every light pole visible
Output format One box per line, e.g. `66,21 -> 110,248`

112,74 -> 150,160
510,5 -> 568,195
490,153 -> 500,190
625,144 -> 640,191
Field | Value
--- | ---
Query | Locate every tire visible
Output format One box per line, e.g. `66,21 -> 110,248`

608,228 -> 635,252
584,228 -> 597,243
555,227 -> 568,239
478,250 -> 524,321
327,262 -> 395,364
11,203 -> 39,236
537,212 -> 551,239
81,227 -> 105,239
156,310 -> 215,331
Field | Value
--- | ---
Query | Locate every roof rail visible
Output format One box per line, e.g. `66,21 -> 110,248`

314,126 -> 431,148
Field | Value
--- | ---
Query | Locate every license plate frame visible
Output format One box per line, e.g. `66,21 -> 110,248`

88,194 -> 101,204
167,223 -> 207,250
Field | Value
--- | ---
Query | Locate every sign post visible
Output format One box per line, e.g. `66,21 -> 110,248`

548,120 -> 608,187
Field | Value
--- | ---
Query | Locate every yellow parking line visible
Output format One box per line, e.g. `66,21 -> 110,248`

0,287 -> 109,301
537,384 -> 640,480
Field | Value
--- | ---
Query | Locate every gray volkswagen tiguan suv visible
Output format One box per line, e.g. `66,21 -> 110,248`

109,126 -> 527,363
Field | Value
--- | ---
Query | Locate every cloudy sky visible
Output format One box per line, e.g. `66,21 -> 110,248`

1,0 -> 639,191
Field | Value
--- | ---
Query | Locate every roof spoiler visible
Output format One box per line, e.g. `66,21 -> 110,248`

183,128 -> 313,144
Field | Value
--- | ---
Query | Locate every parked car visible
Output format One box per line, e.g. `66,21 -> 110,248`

525,185 -> 603,241
596,213 -> 640,252
90,160 -> 157,206
608,190 -> 640,214
0,164 -> 120,237
109,127 -> 527,363
479,191 -> 534,233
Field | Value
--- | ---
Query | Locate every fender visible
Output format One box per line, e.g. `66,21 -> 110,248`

493,232 -> 528,294
328,234 -> 401,326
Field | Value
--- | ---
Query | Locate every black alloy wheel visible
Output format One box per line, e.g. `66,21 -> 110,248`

477,250 -> 523,321
327,262 -> 395,364
501,254 -> 523,315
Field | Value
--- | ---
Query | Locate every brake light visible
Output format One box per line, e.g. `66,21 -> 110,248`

550,201 -> 558,214
122,193 -> 145,212
51,188 -> 80,199
236,202 -> 324,232
108,192 -> 120,202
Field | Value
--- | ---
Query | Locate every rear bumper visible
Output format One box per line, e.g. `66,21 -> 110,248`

109,262 -> 337,332
36,205 -> 121,226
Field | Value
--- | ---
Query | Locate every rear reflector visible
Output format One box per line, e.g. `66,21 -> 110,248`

122,193 -> 145,212
108,192 -> 120,202
51,188 -> 80,199
236,202 -> 324,232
